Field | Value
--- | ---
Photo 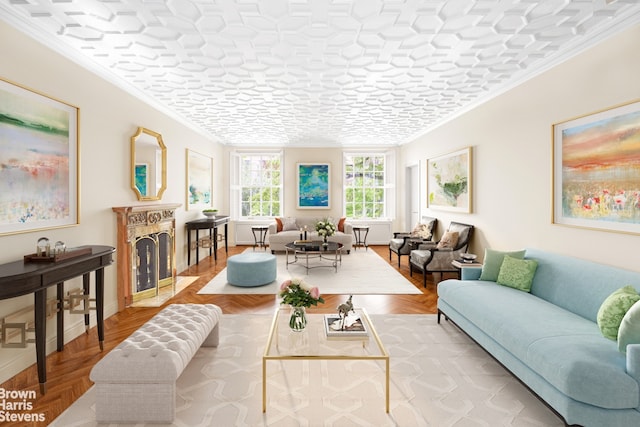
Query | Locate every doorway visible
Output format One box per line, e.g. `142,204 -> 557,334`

406,164 -> 420,230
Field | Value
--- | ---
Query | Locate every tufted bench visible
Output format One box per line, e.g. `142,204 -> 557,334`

89,303 -> 222,423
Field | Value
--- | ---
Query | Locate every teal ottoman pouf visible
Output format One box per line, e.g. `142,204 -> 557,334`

227,252 -> 277,287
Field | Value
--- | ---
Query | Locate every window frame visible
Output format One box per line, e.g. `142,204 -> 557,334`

231,151 -> 283,219
343,151 -> 394,220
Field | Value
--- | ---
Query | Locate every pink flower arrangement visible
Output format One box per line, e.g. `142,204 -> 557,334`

279,278 -> 324,307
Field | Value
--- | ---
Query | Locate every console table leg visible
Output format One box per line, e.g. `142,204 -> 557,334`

195,229 -> 200,264
187,229 -> 192,266
224,223 -> 228,254
56,282 -> 64,351
212,225 -> 217,260
83,273 -> 90,333
96,268 -> 105,351
34,289 -> 47,394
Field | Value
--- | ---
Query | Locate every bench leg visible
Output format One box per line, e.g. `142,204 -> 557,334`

203,322 -> 220,347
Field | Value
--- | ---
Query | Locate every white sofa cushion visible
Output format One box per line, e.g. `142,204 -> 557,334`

281,217 -> 298,231
267,217 -> 354,253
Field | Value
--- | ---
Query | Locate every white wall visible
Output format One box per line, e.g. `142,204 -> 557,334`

399,24 -> 640,270
228,146 -> 398,245
0,21 -> 224,382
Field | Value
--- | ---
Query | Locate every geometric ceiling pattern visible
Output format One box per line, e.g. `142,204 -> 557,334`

1,0 -> 639,147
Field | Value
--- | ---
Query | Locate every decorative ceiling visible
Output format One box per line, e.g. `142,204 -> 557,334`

1,1 -> 639,147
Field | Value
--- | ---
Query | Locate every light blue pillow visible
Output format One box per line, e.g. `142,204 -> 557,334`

479,248 -> 526,282
618,300 -> 640,353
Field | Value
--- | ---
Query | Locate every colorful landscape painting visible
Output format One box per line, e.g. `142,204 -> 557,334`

297,163 -> 330,208
0,78 -> 78,235
427,147 -> 472,213
554,100 -> 640,233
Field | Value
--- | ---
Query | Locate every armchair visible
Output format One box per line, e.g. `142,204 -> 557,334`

409,221 -> 474,287
388,216 -> 437,267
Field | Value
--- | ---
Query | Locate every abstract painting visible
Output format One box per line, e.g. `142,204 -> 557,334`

0,78 -> 79,235
186,149 -> 212,209
297,163 -> 330,209
427,147 -> 472,213
553,99 -> 640,234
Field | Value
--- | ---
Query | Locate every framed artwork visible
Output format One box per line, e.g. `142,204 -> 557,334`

0,77 -> 79,236
427,147 -> 472,213
134,163 -> 149,197
186,149 -> 212,210
297,163 -> 330,209
552,99 -> 640,234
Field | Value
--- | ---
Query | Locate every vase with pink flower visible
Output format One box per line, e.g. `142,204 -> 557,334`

278,278 -> 325,331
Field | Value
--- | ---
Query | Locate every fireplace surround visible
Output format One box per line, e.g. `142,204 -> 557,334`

112,204 -> 180,311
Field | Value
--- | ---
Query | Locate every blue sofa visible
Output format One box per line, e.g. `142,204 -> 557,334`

437,248 -> 640,427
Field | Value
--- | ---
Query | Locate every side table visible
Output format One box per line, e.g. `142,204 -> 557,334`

451,259 -> 483,279
352,225 -> 370,251
251,225 -> 269,251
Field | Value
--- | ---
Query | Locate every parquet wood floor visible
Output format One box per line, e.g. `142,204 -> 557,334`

0,245 -> 451,426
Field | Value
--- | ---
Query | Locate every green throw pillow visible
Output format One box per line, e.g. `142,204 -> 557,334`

597,286 -> 640,341
479,248 -> 526,282
618,301 -> 640,353
496,255 -> 538,292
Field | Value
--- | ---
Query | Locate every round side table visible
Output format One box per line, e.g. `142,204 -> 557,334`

352,225 -> 370,251
251,225 -> 269,251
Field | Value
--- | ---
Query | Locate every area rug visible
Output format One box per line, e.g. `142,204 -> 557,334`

198,249 -> 421,295
51,314 -> 563,426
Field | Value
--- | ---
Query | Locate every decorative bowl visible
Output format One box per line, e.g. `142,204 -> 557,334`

460,253 -> 477,262
202,210 -> 218,217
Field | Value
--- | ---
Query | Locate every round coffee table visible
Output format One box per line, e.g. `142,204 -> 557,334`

284,241 -> 343,273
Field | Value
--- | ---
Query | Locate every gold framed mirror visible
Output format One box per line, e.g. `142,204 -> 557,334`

131,127 -> 167,201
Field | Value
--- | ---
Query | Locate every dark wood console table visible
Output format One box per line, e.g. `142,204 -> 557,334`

0,245 -> 115,394
186,216 -> 229,265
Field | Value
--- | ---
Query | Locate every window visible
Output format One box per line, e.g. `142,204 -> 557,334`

236,153 -> 282,218
344,153 -> 387,219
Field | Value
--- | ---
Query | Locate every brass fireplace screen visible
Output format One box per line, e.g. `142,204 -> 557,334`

133,230 -> 174,302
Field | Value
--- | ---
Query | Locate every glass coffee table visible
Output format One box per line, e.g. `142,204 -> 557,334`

284,241 -> 343,273
262,307 -> 389,412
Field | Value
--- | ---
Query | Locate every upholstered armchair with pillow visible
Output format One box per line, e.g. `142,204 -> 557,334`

388,216 -> 437,267
409,221 -> 474,287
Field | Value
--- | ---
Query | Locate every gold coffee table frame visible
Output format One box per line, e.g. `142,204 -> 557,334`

262,307 -> 389,412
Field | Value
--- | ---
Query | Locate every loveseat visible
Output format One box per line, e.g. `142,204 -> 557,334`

267,217 -> 354,253
437,248 -> 640,427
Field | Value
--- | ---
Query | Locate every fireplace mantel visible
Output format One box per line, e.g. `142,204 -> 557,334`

112,203 -> 181,311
